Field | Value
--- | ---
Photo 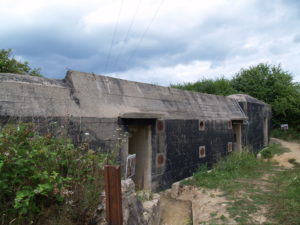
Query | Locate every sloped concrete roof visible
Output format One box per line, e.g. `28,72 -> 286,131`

228,94 -> 268,105
0,71 -> 247,120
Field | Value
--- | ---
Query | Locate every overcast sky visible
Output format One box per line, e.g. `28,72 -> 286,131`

1,0 -> 300,85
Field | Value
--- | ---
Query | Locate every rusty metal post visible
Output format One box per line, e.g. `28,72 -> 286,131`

104,165 -> 123,225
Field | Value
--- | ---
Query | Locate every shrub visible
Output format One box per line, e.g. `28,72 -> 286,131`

260,149 -> 273,159
0,123 -> 108,224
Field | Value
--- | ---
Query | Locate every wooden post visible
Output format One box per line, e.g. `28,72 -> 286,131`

104,165 -> 123,225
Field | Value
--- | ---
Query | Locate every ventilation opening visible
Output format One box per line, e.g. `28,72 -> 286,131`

157,120 -> 164,132
199,120 -> 205,131
156,153 -> 165,167
128,125 -> 152,191
199,146 -> 206,158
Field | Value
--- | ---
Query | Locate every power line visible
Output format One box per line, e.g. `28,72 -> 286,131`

104,0 -> 124,74
111,0 -> 142,71
124,0 -> 165,70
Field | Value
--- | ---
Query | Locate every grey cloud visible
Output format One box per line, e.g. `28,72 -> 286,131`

2,0 -> 300,83
0,3 -> 256,77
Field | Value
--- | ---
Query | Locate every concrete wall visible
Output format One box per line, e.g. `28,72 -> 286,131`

0,71 -> 246,120
0,72 -> 271,191
228,94 -> 272,152
153,119 -> 234,190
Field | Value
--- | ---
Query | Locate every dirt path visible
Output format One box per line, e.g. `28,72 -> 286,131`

160,184 -> 236,225
176,186 -> 236,225
271,138 -> 300,168
159,191 -> 192,225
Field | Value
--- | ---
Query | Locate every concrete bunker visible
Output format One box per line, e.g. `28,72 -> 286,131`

0,72 -> 272,191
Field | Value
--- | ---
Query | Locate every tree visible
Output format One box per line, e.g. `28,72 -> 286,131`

171,63 -> 300,129
171,77 -> 237,96
0,49 -> 42,76
232,63 -> 300,127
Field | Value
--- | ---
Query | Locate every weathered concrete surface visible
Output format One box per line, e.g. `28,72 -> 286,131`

0,71 -> 246,120
229,94 -> 272,151
142,193 -> 160,225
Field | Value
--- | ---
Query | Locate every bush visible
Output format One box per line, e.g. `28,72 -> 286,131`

171,77 -> 237,96
171,63 -> 300,128
0,123 -> 108,224
260,149 -> 273,159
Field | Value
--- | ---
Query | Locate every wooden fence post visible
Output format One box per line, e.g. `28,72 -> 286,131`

104,165 -> 123,225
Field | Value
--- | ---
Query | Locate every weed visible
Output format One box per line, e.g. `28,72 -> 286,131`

136,190 -> 153,202
210,212 -> 217,217
220,214 -> 226,221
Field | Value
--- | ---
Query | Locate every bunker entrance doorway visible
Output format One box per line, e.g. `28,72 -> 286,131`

232,121 -> 242,151
128,124 -> 152,191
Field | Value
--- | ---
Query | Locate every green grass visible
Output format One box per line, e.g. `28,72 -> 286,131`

272,128 -> 300,141
183,144 -> 300,225
267,166 -> 300,225
182,151 -> 274,193
259,143 -> 290,159
268,143 -> 290,155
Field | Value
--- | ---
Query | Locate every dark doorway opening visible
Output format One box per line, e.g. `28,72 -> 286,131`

232,120 -> 242,151
120,118 -> 155,191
